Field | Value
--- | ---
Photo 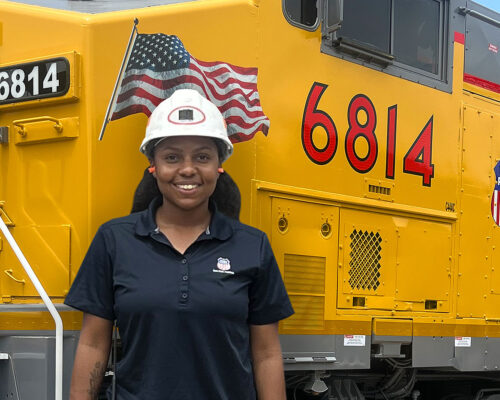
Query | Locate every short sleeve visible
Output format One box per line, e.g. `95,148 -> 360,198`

247,233 -> 294,325
64,226 -> 115,320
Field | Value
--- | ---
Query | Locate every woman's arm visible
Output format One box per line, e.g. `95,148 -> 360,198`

70,313 -> 113,400
250,323 -> 287,400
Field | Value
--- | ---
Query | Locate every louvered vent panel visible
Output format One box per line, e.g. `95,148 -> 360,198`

282,295 -> 325,330
282,254 -> 325,330
369,184 -> 391,196
284,254 -> 325,294
348,230 -> 382,291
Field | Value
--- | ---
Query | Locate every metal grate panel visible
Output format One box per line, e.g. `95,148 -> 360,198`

348,230 -> 381,291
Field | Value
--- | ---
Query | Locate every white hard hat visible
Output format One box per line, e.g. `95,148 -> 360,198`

140,89 -> 233,162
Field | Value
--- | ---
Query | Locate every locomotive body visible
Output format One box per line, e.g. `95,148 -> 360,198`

0,0 -> 499,398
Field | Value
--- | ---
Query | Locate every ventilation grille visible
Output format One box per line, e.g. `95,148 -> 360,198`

369,184 -> 391,196
348,230 -> 382,291
282,296 -> 325,330
282,254 -> 325,330
284,254 -> 325,294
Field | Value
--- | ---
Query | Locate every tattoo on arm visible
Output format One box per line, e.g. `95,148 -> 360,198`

88,361 -> 106,399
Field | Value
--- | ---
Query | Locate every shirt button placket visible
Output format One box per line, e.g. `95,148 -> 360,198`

180,258 -> 189,303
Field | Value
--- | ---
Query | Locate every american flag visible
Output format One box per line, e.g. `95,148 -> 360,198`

110,33 -> 270,143
492,161 -> 500,226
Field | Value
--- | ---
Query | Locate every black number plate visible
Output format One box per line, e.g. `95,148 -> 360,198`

0,58 -> 70,105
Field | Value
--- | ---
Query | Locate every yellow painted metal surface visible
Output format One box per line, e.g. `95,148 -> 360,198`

269,196 -> 338,333
0,0 -> 499,344
1,225 -> 70,297
337,209 -> 452,312
458,97 -> 500,319
373,319 -> 413,337
0,309 -> 81,331
13,116 -> 79,145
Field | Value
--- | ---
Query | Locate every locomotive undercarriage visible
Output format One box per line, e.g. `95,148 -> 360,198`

283,340 -> 500,400
285,366 -> 500,400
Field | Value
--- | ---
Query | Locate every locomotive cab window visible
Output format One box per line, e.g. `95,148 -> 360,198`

393,0 -> 441,74
321,0 -> 450,91
283,0 -> 319,30
337,0 -> 391,55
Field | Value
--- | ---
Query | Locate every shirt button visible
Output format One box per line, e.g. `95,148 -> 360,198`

181,293 -> 188,299
181,259 -> 187,264
182,275 -> 189,281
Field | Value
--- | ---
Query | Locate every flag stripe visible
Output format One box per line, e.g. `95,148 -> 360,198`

124,62 -> 263,104
190,58 -> 258,86
119,71 -> 262,107
121,66 -> 259,92
190,60 -> 259,93
112,104 -> 152,120
194,58 -> 257,76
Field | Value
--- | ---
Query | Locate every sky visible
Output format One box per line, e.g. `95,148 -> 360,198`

474,0 -> 500,13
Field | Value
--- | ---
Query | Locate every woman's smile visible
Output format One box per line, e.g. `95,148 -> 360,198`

172,182 -> 202,195
175,184 -> 200,190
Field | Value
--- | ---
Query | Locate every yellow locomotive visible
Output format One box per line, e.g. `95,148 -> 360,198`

0,0 -> 499,398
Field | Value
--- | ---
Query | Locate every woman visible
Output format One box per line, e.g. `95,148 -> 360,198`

65,89 -> 294,400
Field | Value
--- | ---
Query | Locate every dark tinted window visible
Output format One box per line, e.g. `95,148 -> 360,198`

337,0 -> 391,53
465,6 -> 500,87
394,0 -> 440,74
284,0 -> 318,28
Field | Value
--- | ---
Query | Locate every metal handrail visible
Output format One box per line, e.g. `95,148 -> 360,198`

459,6 -> 500,28
0,217 -> 63,400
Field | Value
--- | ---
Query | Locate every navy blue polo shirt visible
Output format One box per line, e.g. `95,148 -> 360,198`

65,197 -> 294,400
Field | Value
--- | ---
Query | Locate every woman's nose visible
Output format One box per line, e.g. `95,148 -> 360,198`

178,159 -> 196,175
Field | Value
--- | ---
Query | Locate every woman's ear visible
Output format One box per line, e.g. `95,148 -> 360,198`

148,159 -> 156,176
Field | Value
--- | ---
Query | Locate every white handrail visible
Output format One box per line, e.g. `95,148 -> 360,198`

0,218 -> 63,400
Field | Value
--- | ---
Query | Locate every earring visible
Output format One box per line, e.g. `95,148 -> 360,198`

148,166 -> 156,173
217,167 -> 224,174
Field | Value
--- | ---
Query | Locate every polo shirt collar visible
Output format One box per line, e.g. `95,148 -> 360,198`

135,196 -> 233,241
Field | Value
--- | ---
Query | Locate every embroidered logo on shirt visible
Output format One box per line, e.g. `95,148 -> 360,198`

213,257 -> 234,275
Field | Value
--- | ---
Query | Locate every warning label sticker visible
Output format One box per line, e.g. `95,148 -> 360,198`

455,337 -> 472,347
344,335 -> 366,347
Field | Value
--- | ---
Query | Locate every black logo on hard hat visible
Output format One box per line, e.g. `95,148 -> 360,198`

179,109 -> 194,121
168,106 -> 206,125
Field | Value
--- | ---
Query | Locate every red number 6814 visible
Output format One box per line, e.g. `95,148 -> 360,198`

301,82 -> 434,187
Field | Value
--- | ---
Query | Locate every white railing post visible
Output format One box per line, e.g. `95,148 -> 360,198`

0,218 -> 63,400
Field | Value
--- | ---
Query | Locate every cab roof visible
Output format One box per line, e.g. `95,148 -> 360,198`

6,0 -> 197,13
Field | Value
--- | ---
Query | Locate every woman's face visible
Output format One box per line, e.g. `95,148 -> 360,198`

151,136 -> 220,213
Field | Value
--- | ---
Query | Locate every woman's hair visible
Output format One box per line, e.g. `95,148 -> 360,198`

131,167 -> 241,220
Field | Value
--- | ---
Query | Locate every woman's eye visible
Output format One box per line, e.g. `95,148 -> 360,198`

164,154 -> 179,162
197,154 -> 211,162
